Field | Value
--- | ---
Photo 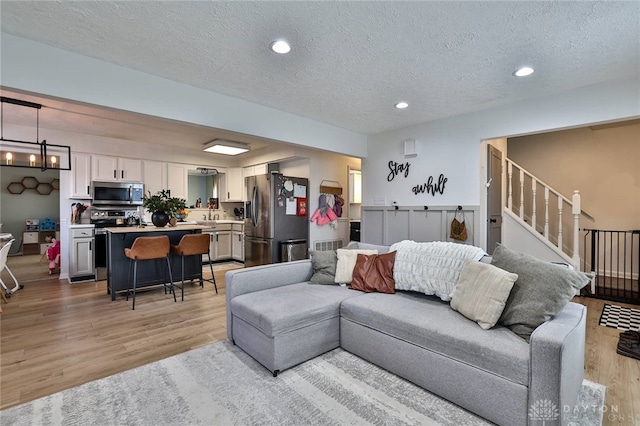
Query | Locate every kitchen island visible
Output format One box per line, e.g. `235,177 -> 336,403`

105,225 -> 206,301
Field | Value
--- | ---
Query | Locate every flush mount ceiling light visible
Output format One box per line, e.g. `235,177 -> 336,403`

395,102 -> 409,109
513,66 -> 534,77
270,39 -> 291,54
203,139 -> 250,156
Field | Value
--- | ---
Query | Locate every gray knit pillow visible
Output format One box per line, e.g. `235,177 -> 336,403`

309,250 -> 338,284
492,244 -> 592,341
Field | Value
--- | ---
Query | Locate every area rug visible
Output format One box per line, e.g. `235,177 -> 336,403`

0,341 -> 605,426
598,303 -> 640,332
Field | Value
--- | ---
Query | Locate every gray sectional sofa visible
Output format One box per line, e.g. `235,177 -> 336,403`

225,243 -> 587,426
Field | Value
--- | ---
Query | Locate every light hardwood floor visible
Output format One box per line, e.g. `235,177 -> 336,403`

1,272 -> 639,425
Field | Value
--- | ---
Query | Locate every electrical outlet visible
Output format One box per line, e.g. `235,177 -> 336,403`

374,196 -> 386,205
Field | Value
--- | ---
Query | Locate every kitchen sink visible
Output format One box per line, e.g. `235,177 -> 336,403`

195,220 -> 217,226
175,220 -> 198,225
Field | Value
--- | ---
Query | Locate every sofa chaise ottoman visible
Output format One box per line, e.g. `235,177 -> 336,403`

225,242 -> 589,426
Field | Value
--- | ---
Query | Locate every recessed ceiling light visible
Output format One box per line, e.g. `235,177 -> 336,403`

270,40 -> 291,54
395,102 -> 409,109
513,66 -> 534,77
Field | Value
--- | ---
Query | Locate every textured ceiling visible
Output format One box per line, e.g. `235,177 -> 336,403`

0,1 -> 639,147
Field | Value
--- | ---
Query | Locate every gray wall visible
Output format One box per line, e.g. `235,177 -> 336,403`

0,167 -> 61,251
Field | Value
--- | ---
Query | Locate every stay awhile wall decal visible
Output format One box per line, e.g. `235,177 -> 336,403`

387,160 -> 448,197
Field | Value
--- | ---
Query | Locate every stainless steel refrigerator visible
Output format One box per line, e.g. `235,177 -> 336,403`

244,173 -> 309,267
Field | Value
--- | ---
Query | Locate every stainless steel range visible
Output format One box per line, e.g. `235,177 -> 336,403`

91,207 -> 139,280
91,208 -> 139,230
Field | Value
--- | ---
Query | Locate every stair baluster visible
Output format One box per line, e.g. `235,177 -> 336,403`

507,162 -> 513,210
519,170 -> 525,219
531,178 -> 537,231
503,158 -> 585,269
558,197 -> 563,250
544,187 -> 550,239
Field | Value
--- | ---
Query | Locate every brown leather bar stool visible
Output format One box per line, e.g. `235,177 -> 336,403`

125,235 -> 175,310
170,233 -> 217,301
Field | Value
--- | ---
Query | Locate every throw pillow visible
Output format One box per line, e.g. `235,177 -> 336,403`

345,241 -> 359,250
350,251 -> 397,293
334,249 -> 378,284
492,244 -> 592,341
353,242 -> 391,254
390,240 -> 486,301
450,260 -> 518,329
309,250 -> 338,284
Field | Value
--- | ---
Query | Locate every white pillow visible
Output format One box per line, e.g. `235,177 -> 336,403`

334,249 -> 378,284
450,261 -> 518,330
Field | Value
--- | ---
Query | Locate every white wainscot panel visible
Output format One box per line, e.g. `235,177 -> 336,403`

362,205 -> 481,247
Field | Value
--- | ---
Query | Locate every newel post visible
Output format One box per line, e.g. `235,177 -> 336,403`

572,190 -> 581,269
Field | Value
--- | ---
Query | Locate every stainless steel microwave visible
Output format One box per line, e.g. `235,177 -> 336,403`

92,181 -> 144,206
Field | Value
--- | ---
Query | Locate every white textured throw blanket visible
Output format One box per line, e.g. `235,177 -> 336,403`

390,240 -> 486,301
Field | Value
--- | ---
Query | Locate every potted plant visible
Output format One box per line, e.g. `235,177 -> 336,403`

143,190 -> 186,227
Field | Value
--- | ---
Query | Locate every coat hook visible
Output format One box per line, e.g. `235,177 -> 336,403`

394,205 -> 399,210
424,206 -> 429,210
457,205 -> 462,210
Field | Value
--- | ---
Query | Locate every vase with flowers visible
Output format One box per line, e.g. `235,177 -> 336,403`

143,190 -> 187,227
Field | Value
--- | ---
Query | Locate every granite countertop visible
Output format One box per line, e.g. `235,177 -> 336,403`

105,225 -> 207,233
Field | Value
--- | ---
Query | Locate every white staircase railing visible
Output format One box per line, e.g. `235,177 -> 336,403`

506,158 -> 582,268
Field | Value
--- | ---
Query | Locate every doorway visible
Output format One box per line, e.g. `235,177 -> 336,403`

0,167 -> 61,282
486,144 -> 503,254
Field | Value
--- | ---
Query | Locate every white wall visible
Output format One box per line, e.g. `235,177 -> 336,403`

1,33 -> 368,158
364,77 -> 640,250
502,210 -> 571,264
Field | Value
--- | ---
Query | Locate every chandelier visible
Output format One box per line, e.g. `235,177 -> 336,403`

0,96 -> 71,171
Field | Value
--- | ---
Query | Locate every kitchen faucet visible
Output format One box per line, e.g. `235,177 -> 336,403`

208,209 -> 212,220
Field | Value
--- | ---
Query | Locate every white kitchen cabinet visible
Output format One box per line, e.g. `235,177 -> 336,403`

69,228 -> 95,280
70,153 -> 92,199
92,155 -> 142,182
70,238 -> 94,277
242,164 -> 268,178
223,167 -> 243,202
92,155 -> 117,181
214,230 -> 232,261
119,158 -> 143,181
254,164 -> 268,175
201,230 -> 214,263
232,224 -> 244,261
201,227 -> 232,262
143,160 -> 167,196
167,163 -> 188,200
